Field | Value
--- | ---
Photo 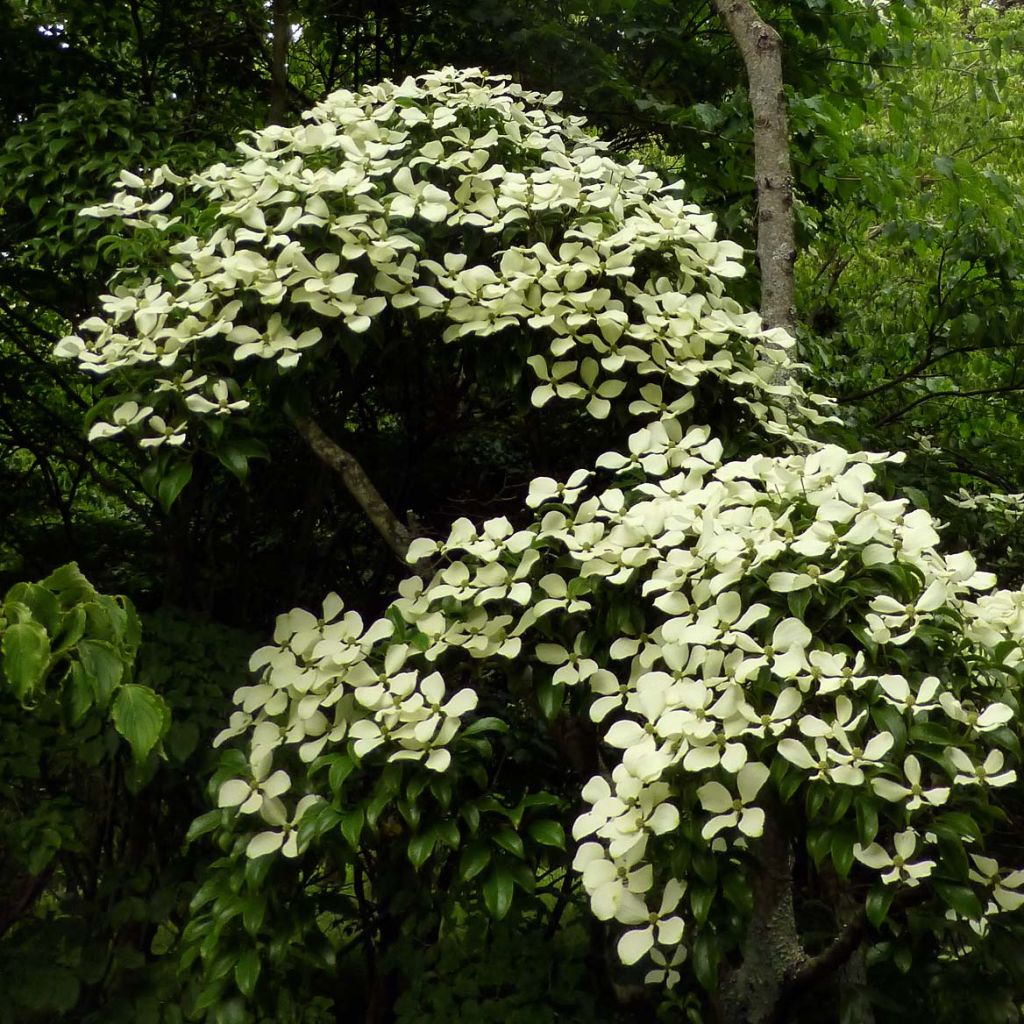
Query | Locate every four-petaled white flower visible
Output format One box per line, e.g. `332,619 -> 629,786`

853,829 -> 936,887
696,762 -> 770,839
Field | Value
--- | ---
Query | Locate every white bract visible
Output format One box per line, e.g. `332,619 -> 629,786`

64,68 -> 1024,982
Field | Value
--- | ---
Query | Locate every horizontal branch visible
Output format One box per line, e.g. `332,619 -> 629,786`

878,380 -> 1024,425
778,883 -> 933,1018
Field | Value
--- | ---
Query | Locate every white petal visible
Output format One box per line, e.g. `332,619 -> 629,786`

696,781 -> 733,814
737,762 -> 770,803
617,926 -> 655,966
738,806 -> 766,837
853,843 -> 891,870
778,739 -> 815,770
246,830 -> 284,858
218,779 -> 253,808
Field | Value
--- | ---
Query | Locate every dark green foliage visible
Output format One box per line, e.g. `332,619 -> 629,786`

0,572 -> 253,1024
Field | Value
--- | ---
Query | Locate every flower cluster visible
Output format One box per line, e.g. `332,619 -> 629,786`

56,67 -> 829,448
64,69 -> 1024,983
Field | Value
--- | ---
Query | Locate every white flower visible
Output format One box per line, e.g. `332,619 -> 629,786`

871,755 -> 949,810
947,747 -> 1016,788
616,879 -> 686,965
696,762 -> 770,839
853,829 -> 936,887
574,840 -> 653,923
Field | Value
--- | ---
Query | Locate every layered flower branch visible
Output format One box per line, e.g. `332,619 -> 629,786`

56,68 -> 828,448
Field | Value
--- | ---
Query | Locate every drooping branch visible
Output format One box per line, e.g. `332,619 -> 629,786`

776,882 -> 933,1021
711,0 -> 797,335
289,413 -> 414,563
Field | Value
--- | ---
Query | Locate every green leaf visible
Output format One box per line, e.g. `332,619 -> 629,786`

163,713 -> 199,762
242,896 -> 266,937
187,810 -> 225,844
5,583 -> 60,634
328,754 -> 355,793
909,721 -> 952,746
492,826 -> 525,859
935,811 -> 982,843
870,704 -> 907,751
67,661 -> 94,723
536,678 -> 564,720
341,807 -> 364,848
690,884 -> 715,925
158,460 -> 193,510
721,871 -> 753,914
430,776 -> 453,809
855,799 -> 879,846
830,832 -> 855,879
894,945 -> 912,974
806,828 -> 832,868
52,606 -> 87,653
461,803 -> 481,834
407,828 -> 438,869
865,886 -> 894,928
234,948 -> 261,997
458,840 -> 491,882
77,639 -> 125,707
41,563 -> 96,606
482,863 -> 515,920
437,819 -> 460,850
509,859 -> 537,894
935,882 -> 984,921
526,819 -> 565,849
692,930 -> 720,991
460,716 -> 509,737
787,588 -> 813,620
216,445 -> 250,482
692,853 -> 717,885
111,683 -> 171,762
2,620 -> 51,702
397,798 -> 421,829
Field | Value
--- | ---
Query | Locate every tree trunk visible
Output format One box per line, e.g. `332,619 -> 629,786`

268,0 -> 290,125
711,0 -> 797,336
718,810 -> 806,1024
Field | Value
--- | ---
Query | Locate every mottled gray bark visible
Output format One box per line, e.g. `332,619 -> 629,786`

712,0 -> 797,336
719,810 -> 806,1024
290,413 -> 414,563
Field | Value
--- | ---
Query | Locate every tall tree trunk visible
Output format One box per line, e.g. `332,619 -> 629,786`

268,0 -> 290,125
711,0 -> 797,336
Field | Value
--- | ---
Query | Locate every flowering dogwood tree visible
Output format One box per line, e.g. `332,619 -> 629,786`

59,68 -> 1024,1022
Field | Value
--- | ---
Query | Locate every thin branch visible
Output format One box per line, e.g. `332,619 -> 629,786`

836,342 -> 1003,404
778,884 -> 933,1019
878,381 -> 1024,426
